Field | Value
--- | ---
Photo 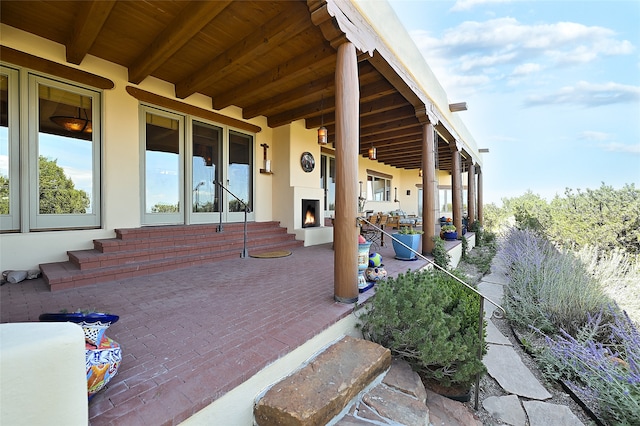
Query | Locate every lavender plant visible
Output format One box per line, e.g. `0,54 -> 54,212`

498,228 -> 611,335
537,307 -> 640,425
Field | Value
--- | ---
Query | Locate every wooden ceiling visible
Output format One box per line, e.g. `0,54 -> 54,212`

0,0 -> 469,171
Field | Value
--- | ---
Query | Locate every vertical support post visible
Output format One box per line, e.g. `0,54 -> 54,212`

467,161 -> 476,228
333,41 -> 359,303
422,122 -> 436,254
451,144 -> 463,238
477,167 -> 484,226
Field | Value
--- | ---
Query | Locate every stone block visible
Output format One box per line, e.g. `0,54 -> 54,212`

254,336 -> 391,426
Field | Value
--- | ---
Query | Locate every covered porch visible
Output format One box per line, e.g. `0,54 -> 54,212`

0,237 -> 469,425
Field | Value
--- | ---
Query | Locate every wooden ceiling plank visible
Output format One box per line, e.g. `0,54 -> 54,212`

66,1 -> 117,65
212,45 -> 336,110
128,1 -> 233,84
176,7 -> 311,99
242,74 -> 334,120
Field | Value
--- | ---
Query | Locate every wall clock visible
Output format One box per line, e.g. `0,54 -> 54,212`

300,152 -> 315,172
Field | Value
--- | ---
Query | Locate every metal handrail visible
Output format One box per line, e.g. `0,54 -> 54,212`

358,216 -> 506,409
214,180 -> 250,258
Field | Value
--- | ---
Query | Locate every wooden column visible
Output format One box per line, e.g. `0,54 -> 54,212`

467,160 -> 476,228
422,122 -> 436,254
450,144 -> 463,239
477,166 -> 484,226
333,41 -> 359,303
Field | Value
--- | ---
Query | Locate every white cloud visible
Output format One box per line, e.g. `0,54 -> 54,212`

599,142 -> 640,155
511,62 -> 542,77
579,131 -> 611,142
451,0 -> 513,12
524,81 -> 640,107
408,17 -> 635,94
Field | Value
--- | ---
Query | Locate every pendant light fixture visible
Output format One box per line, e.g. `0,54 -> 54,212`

317,94 -> 327,145
368,144 -> 377,160
50,107 -> 92,133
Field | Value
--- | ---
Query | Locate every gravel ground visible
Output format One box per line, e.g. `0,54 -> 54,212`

456,250 -> 598,426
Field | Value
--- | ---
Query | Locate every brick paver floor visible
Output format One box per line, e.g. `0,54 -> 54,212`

1,239 -> 446,425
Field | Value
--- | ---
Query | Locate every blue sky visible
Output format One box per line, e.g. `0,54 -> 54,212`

388,0 -> 640,205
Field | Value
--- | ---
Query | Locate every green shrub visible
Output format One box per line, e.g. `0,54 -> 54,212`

431,236 -> 450,270
358,269 -> 486,388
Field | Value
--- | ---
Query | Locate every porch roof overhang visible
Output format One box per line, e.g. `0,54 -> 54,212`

0,0 -> 482,172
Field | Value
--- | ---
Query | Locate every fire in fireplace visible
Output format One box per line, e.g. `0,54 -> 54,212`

302,199 -> 320,228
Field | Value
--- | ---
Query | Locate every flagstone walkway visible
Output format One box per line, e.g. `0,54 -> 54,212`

476,264 -> 588,426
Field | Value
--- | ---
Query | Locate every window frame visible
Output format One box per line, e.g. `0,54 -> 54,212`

28,74 -> 102,230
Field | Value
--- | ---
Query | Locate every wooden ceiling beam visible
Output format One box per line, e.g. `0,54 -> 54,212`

242,74 -> 334,120
176,7 -> 310,99
212,45 -> 336,110
66,1 -> 116,65
128,1 -> 232,84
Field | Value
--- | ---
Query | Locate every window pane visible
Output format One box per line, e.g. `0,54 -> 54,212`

192,121 -> 221,213
228,131 -> 253,212
145,112 -> 180,213
0,74 -> 9,215
38,85 -> 93,214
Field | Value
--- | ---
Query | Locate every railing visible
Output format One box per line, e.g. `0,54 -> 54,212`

213,180 -> 250,258
358,216 -> 506,409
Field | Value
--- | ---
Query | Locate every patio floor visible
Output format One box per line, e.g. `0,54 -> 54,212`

1,236 -> 461,425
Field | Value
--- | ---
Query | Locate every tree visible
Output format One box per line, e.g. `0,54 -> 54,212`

38,156 -> 90,214
0,175 -> 9,214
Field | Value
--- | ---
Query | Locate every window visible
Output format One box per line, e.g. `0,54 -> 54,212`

320,153 -> 336,214
140,105 -> 255,225
1,67 -> 101,232
366,171 -> 392,202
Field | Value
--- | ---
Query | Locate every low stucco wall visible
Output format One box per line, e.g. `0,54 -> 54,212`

0,322 -> 88,425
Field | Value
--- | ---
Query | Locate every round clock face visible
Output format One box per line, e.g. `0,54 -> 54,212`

300,152 -> 315,172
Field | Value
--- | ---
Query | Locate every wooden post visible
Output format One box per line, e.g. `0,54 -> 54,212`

422,122 -> 436,254
333,41 -> 359,303
450,144 -> 463,239
477,167 -> 484,226
467,160 -> 476,228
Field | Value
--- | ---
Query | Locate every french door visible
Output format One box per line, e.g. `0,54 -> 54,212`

141,106 -> 254,225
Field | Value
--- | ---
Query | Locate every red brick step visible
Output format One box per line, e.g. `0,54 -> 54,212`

40,222 -> 302,291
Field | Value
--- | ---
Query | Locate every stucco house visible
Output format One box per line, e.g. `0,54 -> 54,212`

1,0 -> 487,422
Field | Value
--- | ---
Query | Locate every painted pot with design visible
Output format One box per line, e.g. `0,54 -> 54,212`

39,311 -> 122,400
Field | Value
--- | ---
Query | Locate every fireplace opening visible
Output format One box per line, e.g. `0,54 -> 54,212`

302,199 -> 320,228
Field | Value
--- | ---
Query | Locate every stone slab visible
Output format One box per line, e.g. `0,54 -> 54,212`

486,319 -> 512,346
484,344 -> 552,400
523,401 -> 585,426
362,384 -> 429,426
254,336 -> 391,426
483,395 -> 526,426
382,358 -> 427,403
484,263 -> 510,285
424,389 -> 482,426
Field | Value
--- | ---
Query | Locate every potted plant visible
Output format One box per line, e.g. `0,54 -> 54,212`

357,269 -> 486,401
441,224 -> 458,240
391,227 -> 423,260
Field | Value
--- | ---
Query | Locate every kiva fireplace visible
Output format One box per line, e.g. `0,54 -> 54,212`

302,199 -> 320,228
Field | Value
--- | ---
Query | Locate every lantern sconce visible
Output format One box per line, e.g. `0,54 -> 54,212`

394,187 -> 398,203
418,168 -> 423,177
259,143 -> 273,174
